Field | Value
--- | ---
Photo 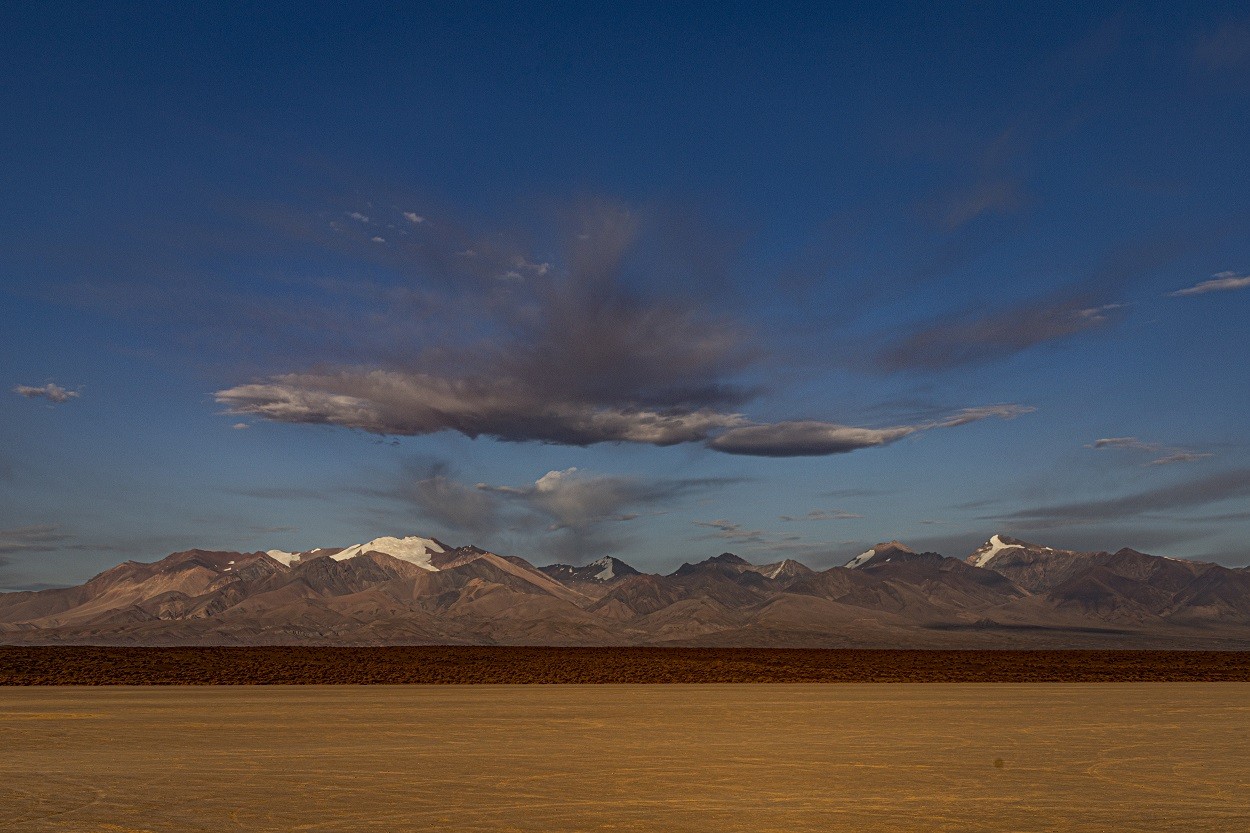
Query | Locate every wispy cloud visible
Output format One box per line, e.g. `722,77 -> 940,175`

0,525 -> 72,554
990,468 -> 1250,528
1195,19 -> 1250,70
1088,436 -> 1212,466
707,404 -> 1032,457
876,293 -> 1123,372
229,486 -> 331,501
395,459 -> 503,539
1146,452 -> 1212,466
477,467 -> 737,561
692,518 -> 768,545
778,509 -> 863,522
935,178 -> 1026,231
822,488 -> 888,498
380,460 -> 738,562
1169,271 -> 1250,297
13,383 -> 79,404
878,232 -> 1202,372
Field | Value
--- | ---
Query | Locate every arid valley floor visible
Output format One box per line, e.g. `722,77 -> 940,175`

3,682 -> 1249,832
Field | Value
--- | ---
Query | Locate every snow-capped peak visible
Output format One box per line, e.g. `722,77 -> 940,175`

590,556 -> 615,581
844,541 -> 915,570
844,549 -> 877,570
330,536 -> 444,571
265,549 -> 300,566
969,534 -> 1022,568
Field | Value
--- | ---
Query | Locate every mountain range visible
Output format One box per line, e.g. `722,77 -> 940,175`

2,533 -> 1248,647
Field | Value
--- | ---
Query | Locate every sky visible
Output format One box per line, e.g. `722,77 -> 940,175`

2,2 -> 1249,590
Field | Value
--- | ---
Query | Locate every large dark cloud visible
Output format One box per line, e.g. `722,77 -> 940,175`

990,468 -> 1250,528
217,202 -> 759,448
217,202 -> 1030,456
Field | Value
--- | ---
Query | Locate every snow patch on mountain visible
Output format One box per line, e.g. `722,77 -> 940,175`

844,549 -> 877,570
591,557 -> 615,581
265,550 -> 300,566
331,536 -> 444,571
970,534 -> 1022,568
845,541 -> 915,570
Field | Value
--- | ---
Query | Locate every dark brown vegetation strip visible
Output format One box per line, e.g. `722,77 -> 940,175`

2,646 -> 1250,684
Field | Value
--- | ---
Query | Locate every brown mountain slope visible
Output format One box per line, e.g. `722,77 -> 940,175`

2,533 -> 1249,647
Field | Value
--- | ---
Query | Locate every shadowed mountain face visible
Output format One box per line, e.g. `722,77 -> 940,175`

1,535 -> 1249,648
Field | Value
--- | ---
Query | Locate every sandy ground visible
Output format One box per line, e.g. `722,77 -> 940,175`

1,684 -> 1248,832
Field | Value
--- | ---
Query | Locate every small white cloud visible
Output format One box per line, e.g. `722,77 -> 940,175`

1089,437 -> 1154,451
13,383 -> 79,404
1170,271 -> 1250,297
231,422 -> 250,430
371,236 -> 386,244
403,212 -> 425,225
1075,302 -> 1127,322
347,212 -> 370,223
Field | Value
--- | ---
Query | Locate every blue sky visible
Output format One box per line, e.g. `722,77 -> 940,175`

3,2 -> 1249,589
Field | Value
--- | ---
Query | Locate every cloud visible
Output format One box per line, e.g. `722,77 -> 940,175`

218,372 -> 746,446
1090,436 -> 1149,450
1088,436 -> 1211,466
1195,20 -> 1250,70
707,404 -> 1032,457
692,518 -> 767,545
483,467 -> 726,532
247,525 -> 297,535
231,422 -> 250,430
216,202 -> 770,449
229,486 -> 330,500
478,467 -> 737,561
0,525 -> 72,554
13,383 -> 79,404
822,488 -> 888,498
402,212 -> 425,225
877,231 -> 1203,372
1146,452 -> 1213,466
778,509 -> 863,522
1169,271 -> 1250,297
875,292 -> 1124,372
935,178 -> 1026,230
990,468 -> 1250,528
397,459 -> 503,539
216,201 -> 1036,458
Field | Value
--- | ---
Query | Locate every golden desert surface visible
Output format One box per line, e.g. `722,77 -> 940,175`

2,683 -> 1249,832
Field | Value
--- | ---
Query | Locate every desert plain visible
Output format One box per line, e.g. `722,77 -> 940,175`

2,681 -> 1249,832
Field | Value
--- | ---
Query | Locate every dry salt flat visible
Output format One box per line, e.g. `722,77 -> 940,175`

1,683 -> 1249,832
